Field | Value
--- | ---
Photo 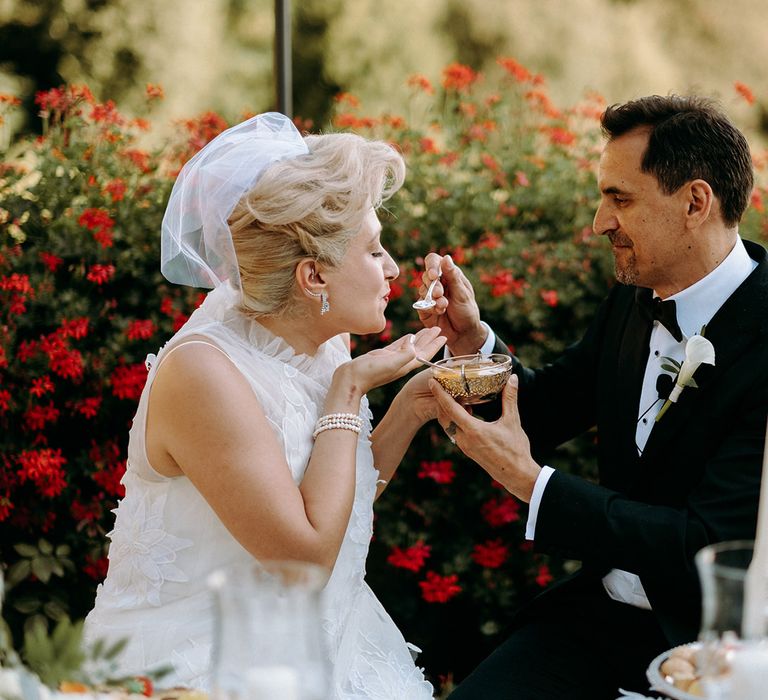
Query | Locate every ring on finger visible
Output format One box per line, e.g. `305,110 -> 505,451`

445,421 -> 458,443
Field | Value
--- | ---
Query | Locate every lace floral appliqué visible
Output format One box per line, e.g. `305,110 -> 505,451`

103,471 -> 192,608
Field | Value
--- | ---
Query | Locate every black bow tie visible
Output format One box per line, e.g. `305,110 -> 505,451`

636,291 -> 683,342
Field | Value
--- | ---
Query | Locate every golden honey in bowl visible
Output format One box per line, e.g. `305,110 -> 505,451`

431,353 -> 512,405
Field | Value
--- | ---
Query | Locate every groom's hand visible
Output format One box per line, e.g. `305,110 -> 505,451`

416,253 -> 487,356
429,374 -> 541,502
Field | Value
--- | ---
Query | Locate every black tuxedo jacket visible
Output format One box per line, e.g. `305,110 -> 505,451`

495,239 -> 768,646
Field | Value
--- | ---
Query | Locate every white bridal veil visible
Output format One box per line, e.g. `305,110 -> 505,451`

160,112 -> 309,290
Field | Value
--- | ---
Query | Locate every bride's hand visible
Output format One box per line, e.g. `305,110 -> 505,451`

336,327 -> 446,395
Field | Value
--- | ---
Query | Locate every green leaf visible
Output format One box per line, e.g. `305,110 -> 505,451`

31,557 -> 53,583
6,559 -> 32,587
13,597 -> 41,614
38,539 -> 53,555
660,364 -> 679,374
685,377 -> 699,388
14,543 -> 39,558
54,544 -> 71,557
103,637 -> 129,661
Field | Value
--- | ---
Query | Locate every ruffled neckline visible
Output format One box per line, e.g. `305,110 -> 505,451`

198,284 -> 345,376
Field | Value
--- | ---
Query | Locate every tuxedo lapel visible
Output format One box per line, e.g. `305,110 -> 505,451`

639,241 -> 768,465
601,288 -> 652,489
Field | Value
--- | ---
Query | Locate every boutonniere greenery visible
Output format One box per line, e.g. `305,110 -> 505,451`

656,330 -> 716,422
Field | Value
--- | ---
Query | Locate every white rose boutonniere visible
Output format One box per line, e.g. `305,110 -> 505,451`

656,333 -> 716,422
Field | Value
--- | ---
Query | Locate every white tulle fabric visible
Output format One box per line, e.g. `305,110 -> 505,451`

84,285 -> 433,699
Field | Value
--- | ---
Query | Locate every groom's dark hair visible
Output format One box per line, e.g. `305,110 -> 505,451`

601,94 -> 754,227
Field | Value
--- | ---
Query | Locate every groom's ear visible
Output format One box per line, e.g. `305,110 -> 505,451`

684,179 -> 714,229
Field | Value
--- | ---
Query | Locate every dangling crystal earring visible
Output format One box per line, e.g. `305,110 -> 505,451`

305,288 -> 330,315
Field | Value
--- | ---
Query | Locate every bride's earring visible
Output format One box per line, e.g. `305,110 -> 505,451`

305,288 -> 330,315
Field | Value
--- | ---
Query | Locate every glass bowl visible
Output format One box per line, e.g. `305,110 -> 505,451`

430,353 -> 512,405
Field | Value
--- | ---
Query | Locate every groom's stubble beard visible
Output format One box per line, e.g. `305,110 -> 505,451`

608,231 -> 638,286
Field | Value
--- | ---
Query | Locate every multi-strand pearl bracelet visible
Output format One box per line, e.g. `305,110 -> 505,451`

312,412 -> 363,440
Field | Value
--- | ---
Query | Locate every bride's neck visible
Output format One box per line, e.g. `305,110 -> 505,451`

257,315 -> 329,357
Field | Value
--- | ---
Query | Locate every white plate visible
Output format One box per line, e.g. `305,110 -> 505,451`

646,644 -> 703,700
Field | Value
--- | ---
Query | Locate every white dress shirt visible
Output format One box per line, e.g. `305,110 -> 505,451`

513,237 -> 756,609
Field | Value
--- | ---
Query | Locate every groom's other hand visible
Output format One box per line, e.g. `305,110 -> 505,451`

417,252 -> 487,356
429,374 -> 541,502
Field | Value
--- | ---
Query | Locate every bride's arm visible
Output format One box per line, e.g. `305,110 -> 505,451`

146,328 -> 444,571
148,343 -> 363,571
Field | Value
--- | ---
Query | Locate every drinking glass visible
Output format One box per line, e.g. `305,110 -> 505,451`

695,540 -> 768,699
209,560 -> 331,700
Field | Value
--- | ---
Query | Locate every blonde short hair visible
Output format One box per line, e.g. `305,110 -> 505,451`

228,132 -> 405,318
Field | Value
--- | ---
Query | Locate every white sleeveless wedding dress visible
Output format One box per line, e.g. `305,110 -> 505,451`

84,285 -> 434,699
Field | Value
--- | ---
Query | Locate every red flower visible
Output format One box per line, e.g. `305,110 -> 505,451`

104,178 -> 127,202
121,149 -> 152,173
24,402 -> 60,431
536,563 -> 554,587
60,317 -> 89,339
542,126 -> 576,146
160,296 -> 175,316
387,541 -> 431,572
735,81 -> 755,106
30,375 -> 55,397
110,362 -> 148,400
442,63 -> 478,92
480,270 -> 526,298
78,208 -> 115,248
126,319 -> 157,341
497,57 -> 533,83
40,333 -> 84,380
71,497 -> 103,523
0,389 -> 11,413
145,83 -> 165,100
86,263 -> 115,285
334,92 -> 360,108
472,539 -> 509,568
16,448 -> 67,498
39,251 -> 64,272
540,289 -> 559,307
418,459 -> 455,484
74,396 -> 102,419
406,74 -> 435,94
83,554 -> 109,581
0,272 -> 33,294
419,571 -> 461,603
92,461 -> 126,498
387,281 -> 403,301
17,340 -> 37,362
78,207 -> 114,232
89,100 -> 123,125
419,137 -> 439,154
172,312 -> 189,331
481,495 -> 521,527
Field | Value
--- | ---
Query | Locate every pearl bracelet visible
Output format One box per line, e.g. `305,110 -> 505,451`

312,412 -> 363,440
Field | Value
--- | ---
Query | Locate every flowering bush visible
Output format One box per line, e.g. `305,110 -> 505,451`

329,62 -> 768,687
1,63 -> 767,694
0,84 -> 207,639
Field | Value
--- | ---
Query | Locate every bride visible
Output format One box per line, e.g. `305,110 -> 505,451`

84,113 -> 443,698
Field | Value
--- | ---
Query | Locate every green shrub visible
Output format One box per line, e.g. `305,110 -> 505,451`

1,65 -> 766,693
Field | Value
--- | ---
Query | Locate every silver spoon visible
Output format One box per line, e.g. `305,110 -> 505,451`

413,273 -> 440,310
416,356 -> 443,369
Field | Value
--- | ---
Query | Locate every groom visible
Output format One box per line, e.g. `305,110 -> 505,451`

418,95 -> 768,698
